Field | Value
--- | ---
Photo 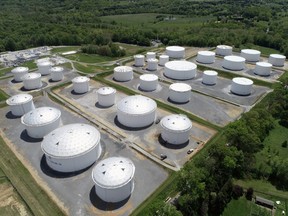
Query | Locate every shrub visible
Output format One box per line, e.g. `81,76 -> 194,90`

232,185 -> 244,199
281,140 -> 287,148
245,187 -> 254,200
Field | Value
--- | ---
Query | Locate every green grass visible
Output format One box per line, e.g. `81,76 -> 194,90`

115,42 -> 150,56
0,135 -> 65,216
58,62 -> 73,70
21,60 -> 37,70
0,67 -> 12,77
0,88 -> 9,102
51,46 -> 80,54
74,62 -> 114,73
64,52 -> 116,63
238,44 -> 282,56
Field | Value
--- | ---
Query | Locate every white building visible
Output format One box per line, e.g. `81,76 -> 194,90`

197,51 -> 215,64
6,93 -> 35,116
22,73 -> 42,90
241,49 -> 261,62
139,74 -> 158,91
222,56 -> 246,71
50,66 -> 64,81
268,54 -> 286,67
165,46 -> 185,59
134,55 -> 145,67
11,67 -> 29,82
72,76 -> 90,94
216,45 -> 233,56
169,83 -> 191,103
97,87 -> 116,107
37,61 -> 52,75
254,62 -> 272,76
164,61 -> 197,80
231,77 -> 253,96
114,66 -> 133,82
202,70 -> 218,85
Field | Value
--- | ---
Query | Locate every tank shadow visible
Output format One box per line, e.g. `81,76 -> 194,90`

70,90 -> 88,95
20,129 -> 43,143
19,82 -> 47,91
95,102 -> 113,109
40,155 -> 94,178
114,116 -> 153,131
11,79 -> 22,84
167,97 -> 189,105
5,111 -> 21,119
89,185 -> 130,211
158,134 -> 189,149
48,78 -> 61,83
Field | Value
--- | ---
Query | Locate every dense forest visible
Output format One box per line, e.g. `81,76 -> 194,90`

0,0 -> 288,56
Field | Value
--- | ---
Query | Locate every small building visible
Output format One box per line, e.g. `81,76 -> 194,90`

255,196 -> 274,209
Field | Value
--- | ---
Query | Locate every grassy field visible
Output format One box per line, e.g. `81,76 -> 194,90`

0,67 -> 12,77
74,62 -> 114,73
0,88 -> 9,102
21,60 -> 37,70
64,52 -> 116,63
238,44 -> 281,56
51,46 -> 80,54
115,42 -> 150,56
0,135 -> 65,216
58,62 -> 73,70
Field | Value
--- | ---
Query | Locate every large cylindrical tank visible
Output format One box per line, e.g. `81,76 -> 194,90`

254,62 -> 272,76
216,45 -> 233,56
37,61 -> 52,75
202,70 -> 218,85
50,66 -> 64,81
22,73 -> 42,90
197,51 -> 215,64
113,66 -> 133,82
72,76 -> 90,94
160,114 -> 192,145
222,56 -> 245,71
92,157 -> 135,203
164,61 -> 197,80
117,95 -> 157,128
159,55 -> 169,66
169,83 -> 192,103
97,87 -> 116,107
139,74 -> 158,91
41,123 -> 102,173
6,93 -> 35,116
241,49 -> 261,62
147,58 -> 158,71
146,52 -> 156,61
21,107 -> 61,138
268,54 -> 286,67
165,46 -> 185,59
134,55 -> 145,67
11,67 -> 29,82
231,77 -> 253,96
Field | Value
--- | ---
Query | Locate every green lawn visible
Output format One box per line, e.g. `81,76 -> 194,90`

64,53 -> 116,63
238,44 -> 281,56
0,67 -> 12,77
115,42 -> 150,56
74,62 -> 114,73
51,46 -> 80,54
0,88 -> 9,102
58,62 -> 73,70
20,60 -> 37,70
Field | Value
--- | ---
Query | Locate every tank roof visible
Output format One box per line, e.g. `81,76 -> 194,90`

256,62 -> 272,67
117,95 -> 157,115
169,83 -> 192,92
198,51 -> 215,56
224,55 -> 245,62
233,77 -> 253,85
161,114 -> 192,132
37,61 -> 51,66
72,76 -> 90,83
241,49 -> 261,55
41,123 -> 100,158
270,54 -> 286,59
114,66 -> 133,73
21,107 -> 61,126
6,93 -> 33,105
11,67 -> 29,73
97,87 -> 116,95
147,58 -> 158,63
166,46 -> 185,51
92,157 -> 135,188
217,45 -> 232,49
50,66 -> 64,72
204,70 -> 218,76
165,60 -> 196,71
21,72 -> 41,80
134,54 -> 144,58
140,74 -> 158,81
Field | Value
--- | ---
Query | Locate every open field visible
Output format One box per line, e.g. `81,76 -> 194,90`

51,46 -> 80,54
64,52 -> 117,63
73,62 -> 114,73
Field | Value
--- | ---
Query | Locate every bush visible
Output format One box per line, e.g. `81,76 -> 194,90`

245,187 -> 254,200
232,185 -> 244,199
282,140 -> 287,148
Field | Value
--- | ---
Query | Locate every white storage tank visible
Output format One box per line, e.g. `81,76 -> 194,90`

117,95 -> 157,128
139,74 -> 158,91
164,61 -> 197,80
113,66 -> 133,82
97,87 -> 116,107
241,49 -> 261,62
222,56 -> 246,71
22,73 -> 42,90
202,70 -> 218,85
216,45 -> 233,56
165,46 -> 185,59
72,76 -> 90,94
197,51 -> 215,64
92,157 -> 135,203
159,55 -> 169,66
231,77 -> 253,96
21,107 -> 61,139
254,62 -> 272,76
169,83 -> 192,103
268,54 -> 286,67
160,114 -> 192,145
6,93 -> 35,117
11,67 -> 29,82
134,55 -> 145,67
37,61 -> 52,75
146,52 -> 156,60
41,123 -> 102,173
50,66 -> 64,81
147,58 -> 158,71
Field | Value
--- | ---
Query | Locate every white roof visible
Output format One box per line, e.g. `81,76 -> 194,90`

165,61 -> 197,71
97,87 -> 116,95
114,66 -> 133,73
92,157 -> 135,188
224,55 -> 245,62
256,62 -> 272,67
241,49 -> 260,55
169,83 -> 192,92
72,76 -> 90,83
147,58 -> 158,63
198,51 -> 215,56
41,123 -> 100,158
217,45 -> 232,49
233,77 -> 253,85
21,107 -> 61,126
204,70 -> 218,76
270,54 -> 286,59
161,114 -> 192,132
134,54 -> 144,58
11,67 -> 29,73
21,72 -> 41,80
159,55 -> 169,59
147,52 -> 155,55
140,74 -> 158,81
117,95 -> 157,115
37,61 -> 51,66
50,66 -> 64,72
6,93 -> 33,105
166,46 -> 185,51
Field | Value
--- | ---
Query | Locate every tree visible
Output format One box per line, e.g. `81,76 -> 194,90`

245,187 -> 254,200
